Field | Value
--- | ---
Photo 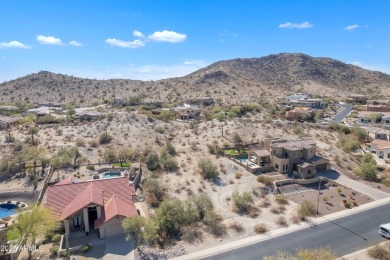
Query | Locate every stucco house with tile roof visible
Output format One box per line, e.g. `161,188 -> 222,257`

45,177 -> 138,239
370,139 -> 390,160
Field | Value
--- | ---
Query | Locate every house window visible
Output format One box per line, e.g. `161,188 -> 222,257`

388,153 -> 390,159
360,119 -> 364,122
386,120 -> 390,124
275,164 -> 279,169
282,165 -> 285,171
73,216 -> 83,227
285,165 -> 288,170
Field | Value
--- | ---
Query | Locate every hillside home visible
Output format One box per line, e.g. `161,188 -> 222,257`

45,177 -> 138,239
285,107 -> 313,121
347,94 -> 367,104
370,139 -> 390,160
366,126 -> 390,141
357,112 -> 390,126
290,98 -> 324,108
0,116 -> 20,130
264,138 -> 330,179
76,112 -> 102,121
37,102 -> 63,108
366,100 -> 390,112
286,93 -> 309,102
171,104 -> 201,121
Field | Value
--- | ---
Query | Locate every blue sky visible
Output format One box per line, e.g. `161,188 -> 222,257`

1,0 -> 389,82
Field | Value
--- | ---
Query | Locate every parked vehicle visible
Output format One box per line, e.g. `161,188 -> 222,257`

379,223 -> 390,238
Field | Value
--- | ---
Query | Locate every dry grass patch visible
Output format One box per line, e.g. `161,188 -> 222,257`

367,242 -> 390,260
228,221 -> 245,233
254,224 -> 269,234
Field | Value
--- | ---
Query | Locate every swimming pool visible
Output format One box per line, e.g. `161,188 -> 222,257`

102,171 -> 122,179
0,203 -> 17,218
235,155 -> 248,163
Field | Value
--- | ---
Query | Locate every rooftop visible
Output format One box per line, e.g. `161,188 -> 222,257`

371,139 -> 390,150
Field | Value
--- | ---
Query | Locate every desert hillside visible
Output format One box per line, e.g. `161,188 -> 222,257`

1,53 -> 389,106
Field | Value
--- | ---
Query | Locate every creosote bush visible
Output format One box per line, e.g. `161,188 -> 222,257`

198,158 -> 219,180
232,190 -> 253,214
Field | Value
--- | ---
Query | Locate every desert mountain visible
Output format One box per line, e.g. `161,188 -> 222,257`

1,53 -> 389,106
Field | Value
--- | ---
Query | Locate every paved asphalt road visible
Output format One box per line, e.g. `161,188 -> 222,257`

329,104 -> 353,124
203,203 -> 390,260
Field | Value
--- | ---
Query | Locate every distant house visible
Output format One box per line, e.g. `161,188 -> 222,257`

285,107 -> 313,121
45,177 -> 138,239
347,94 -> 367,104
37,102 -> 62,108
357,112 -> 390,126
289,98 -> 324,108
286,93 -> 309,102
366,100 -> 390,112
0,116 -> 20,129
366,126 -> 390,141
370,139 -> 390,160
0,105 -> 20,112
76,112 -> 102,121
171,104 -> 201,121
25,106 -> 61,118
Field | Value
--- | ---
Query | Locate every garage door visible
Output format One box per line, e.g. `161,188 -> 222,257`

315,163 -> 327,171
104,221 -> 125,237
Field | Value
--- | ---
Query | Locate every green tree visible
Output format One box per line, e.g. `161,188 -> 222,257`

352,127 -> 368,143
198,158 -> 219,180
297,201 -> 316,219
188,194 -> 214,221
117,147 -> 133,166
232,132 -> 243,145
122,216 -> 156,246
155,199 -> 190,238
7,205 -> 57,260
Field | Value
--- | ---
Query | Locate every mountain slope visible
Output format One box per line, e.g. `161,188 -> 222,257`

1,53 -> 389,106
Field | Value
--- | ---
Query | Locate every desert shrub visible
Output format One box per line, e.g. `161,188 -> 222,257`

276,216 -> 288,226
143,178 -> 166,207
98,131 -> 112,144
339,136 -> 359,152
352,127 -> 368,143
274,195 -> 288,205
203,211 -> 227,237
154,199 -> 189,238
181,227 -> 203,243
322,195 -> 329,202
235,172 -> 243,179
254,224 -> 269,234
103,149 -> 117,163
232,132 -> 243,144
296,247 -> 336,260
165,141 -> 176,156
51,233 -> 62,243
75,138 -> 85,147
207,143 -> 223,155
367,243 -> 390,260
81,245 -> 90,252
229,221 -> 245,233
50,244 -> 59,257
89,139 -> 99,148
257,175 -> 273,187
297,201 -> 316,219
155,125 -> 165,134
232,190 -> 253,214
145,151 -> 160,171
355,153 -> 378,181
189,193 -> 214,221
270,206 -> 281,214
198,158 -> 219,180
249,206 -> 261,218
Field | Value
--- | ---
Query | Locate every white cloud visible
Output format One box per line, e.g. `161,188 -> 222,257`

0,41 -> 30,49
344,24 -> 360,31
133,30 -> 145,38
148,30 -> 187,42
279,21 -> 313,29
105,38 -> 145,48
69,40 -> 82,46
36,35 -> 64,45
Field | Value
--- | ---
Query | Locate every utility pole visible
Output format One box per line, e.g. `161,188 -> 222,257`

316,178 -> 322,216
221,125 -> 224,137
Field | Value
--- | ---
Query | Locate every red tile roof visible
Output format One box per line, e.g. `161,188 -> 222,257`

45,177 -> 136,221
371,139 -> 390,150
94,195 -> 138,228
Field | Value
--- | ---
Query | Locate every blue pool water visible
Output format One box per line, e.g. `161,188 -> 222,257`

235,155 -> 248,163
103,171 -> 122,179
0,203 -> 17,218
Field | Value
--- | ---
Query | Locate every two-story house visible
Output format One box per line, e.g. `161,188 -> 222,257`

264,138 -> 330,179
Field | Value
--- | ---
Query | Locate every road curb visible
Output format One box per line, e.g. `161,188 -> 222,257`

172,197 -> 390,260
